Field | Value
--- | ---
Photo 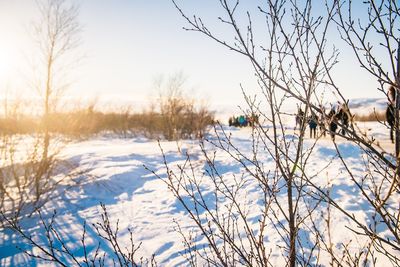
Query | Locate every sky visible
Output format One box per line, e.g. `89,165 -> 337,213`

0,0 -> 386,113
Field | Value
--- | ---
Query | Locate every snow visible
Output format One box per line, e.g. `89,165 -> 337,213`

1,120 -> 399,266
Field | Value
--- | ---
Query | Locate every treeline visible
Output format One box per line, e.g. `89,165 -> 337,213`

0,105 -> 214,140
1,108 -> 386,138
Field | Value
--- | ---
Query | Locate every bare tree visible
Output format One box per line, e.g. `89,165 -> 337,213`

153,73 -> 214,140
334,0 -> 400,173
162,0 -> 400,265
32,0 -> 81,200
0,0 -> 83,224
1,203 -> 156,266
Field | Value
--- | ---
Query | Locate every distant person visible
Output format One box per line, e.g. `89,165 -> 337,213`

238,115 -> 246,127
249,113 -> 259,127
234,116 -> 239,127
386,85 -> 396,143
336,103 -> 350,136
388,85 -> 396,104
308,114 -> 318,138
228,116 -> 233,127
328,107 -> 338,140
295,107 -> 305,131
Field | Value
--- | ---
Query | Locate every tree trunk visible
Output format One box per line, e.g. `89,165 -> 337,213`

396,41 -> 400,186
36,56 -> 53,201
287,174 -> 296,267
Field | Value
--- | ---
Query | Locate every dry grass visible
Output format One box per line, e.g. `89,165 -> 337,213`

353,110 -> 386,122
0,105 -> 214,140
0,117 -> 38,134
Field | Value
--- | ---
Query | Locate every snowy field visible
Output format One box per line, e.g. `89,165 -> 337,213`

0,120 -> 399,266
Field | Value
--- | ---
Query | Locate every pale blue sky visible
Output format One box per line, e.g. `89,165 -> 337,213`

0,0 -> 384,112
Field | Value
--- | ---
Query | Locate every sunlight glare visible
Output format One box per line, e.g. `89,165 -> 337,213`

0,43 -> 14,84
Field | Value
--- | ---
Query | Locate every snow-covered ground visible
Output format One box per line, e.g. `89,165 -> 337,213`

0,120 -> 399,266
